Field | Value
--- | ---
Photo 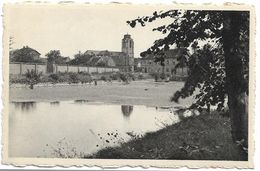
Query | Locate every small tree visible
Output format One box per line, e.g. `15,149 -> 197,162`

49,73 -> 60,84
119,73 -> 129,84
25,69 -> 42,89
46,50 -> 61,73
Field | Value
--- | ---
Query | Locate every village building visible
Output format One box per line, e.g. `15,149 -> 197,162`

138,48 -> 189,76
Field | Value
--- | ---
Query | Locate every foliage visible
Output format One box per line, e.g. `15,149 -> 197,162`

89,114 -> 247,160
25,69 -> 42,89
160,72 -> 166,80
10,46 -> 41,63
128,10 -> 250,143
150,72 -> 159,82
137,73 -> 144,80
68,73 -> 79,84
119,73 -> 129,83
9,75 -> 28,84
49,74 -> 60,83
127,10 -> 249,111
46,50 -> 61,63
172,44 -> 226,111
109,72 -> 119,80
169,75 -> 187,82
69,52 -> 93,65
127,73 -> 136,81
100,75 -> 107,81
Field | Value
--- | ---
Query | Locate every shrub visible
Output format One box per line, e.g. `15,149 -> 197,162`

169,75 -> 187,82
49,74 -> 60,83
127,73 -> 136,81
100,75 -> 107,81
78,74 -> 92,84
119,73 -> 129,84
25,69 -> 42,89
68,72 -> 79,83
9,75 -> 27,84
110,72 -> 119,80
150,72 -> 160,82
160,73 -> 166,80
138,73 -> 144,80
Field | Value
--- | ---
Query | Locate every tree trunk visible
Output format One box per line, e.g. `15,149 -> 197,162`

222,12 -> 248,146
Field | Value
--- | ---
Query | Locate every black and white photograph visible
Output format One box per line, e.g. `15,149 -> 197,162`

2,3 -> 255,168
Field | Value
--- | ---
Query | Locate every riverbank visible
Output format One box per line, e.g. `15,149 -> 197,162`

9,80 -> 193,107
87,113 -> 247,160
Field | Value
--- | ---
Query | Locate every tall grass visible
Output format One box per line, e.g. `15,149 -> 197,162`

88,113 -> 247,160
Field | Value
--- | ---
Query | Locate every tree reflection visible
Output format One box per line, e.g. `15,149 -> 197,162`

121,105 -> 133,118
12,101 -> 36,112
50,101 -> 60,106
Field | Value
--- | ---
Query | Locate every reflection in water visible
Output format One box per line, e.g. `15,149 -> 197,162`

12,101 -> 36,112
74,99 -> 89,104
50,101 -> 60,106
121,105 -> 133,118
9,101 -> 181,158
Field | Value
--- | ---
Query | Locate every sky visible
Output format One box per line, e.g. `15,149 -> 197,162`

6,4 -> 174,58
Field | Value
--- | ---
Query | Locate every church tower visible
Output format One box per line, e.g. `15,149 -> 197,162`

122,34 -> 134,71
122,34 -> 134,58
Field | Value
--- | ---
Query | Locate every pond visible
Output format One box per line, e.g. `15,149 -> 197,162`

9,101 -> 183,158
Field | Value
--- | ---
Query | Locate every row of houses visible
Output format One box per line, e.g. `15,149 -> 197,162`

9,34 -> 189,77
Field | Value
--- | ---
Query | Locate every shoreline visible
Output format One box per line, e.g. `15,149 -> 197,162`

87,113 -> 247,160
9,80 -> 194,107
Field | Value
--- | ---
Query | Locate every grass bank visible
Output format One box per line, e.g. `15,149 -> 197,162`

87,113 -> 247,161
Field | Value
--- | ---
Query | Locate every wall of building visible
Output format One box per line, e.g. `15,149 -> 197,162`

140,58 -> 188,76
9,62 -> 120,75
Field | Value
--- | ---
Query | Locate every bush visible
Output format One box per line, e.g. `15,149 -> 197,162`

160,73 -> 166,80
68,72 -> 79,83
169,75 -> 187,81
110,72 -> 119,80
49,74 -> 59,83
78,74 -> 92,84
118,72 -> 129,84
25,69 -> 42,89
100,75 -> 107,81
127,73 -> 136,81
9,75 -> 27,84
137,73 -> 144,80
150,72 -> 160,82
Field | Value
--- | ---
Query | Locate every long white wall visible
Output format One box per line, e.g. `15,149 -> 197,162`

10,62 -> 120,75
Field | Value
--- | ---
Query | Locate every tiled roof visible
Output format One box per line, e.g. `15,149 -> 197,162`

84,50 -> 128,66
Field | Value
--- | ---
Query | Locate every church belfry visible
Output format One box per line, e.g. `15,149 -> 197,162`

122,34 -> 134,58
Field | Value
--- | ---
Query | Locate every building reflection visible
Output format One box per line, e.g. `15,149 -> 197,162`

12,101 -> 36,112
121,105 -> 133,118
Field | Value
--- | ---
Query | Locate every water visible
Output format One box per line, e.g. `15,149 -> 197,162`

9,101 -> 181,158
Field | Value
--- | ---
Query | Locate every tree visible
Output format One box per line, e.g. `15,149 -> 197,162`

46,50 -> 62,63
25,69 -> 42,89
10,46 -> 40,62
46,50 -> 61,73
127,10 -> 249,145
69,52 -> 93,65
